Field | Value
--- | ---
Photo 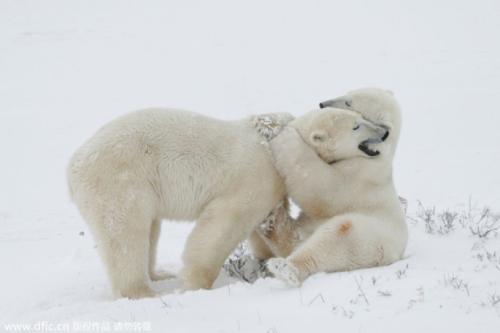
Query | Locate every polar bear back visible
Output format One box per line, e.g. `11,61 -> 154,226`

67,108 -> 284,222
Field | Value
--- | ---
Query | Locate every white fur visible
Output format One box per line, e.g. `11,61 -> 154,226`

264,88 -> 408,286
67,108 -> 293,298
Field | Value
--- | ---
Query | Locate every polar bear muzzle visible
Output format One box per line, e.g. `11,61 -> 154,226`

358,125 -> 389,157
359,140 -> 381,157
319,98 -> 349,109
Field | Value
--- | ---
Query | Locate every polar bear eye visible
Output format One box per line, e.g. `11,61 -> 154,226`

345,100 -> 352,107
353,124 -> 360,131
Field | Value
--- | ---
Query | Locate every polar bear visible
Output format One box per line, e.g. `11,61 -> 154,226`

67,109 -> 297,298
260,88 -> 408,286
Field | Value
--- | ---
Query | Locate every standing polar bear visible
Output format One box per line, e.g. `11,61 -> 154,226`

259,88 -> 408,286
67,109 -> 297,298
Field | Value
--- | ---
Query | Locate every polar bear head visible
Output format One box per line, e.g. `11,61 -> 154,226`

318,87 -> 402,156
290,108 -> 390,163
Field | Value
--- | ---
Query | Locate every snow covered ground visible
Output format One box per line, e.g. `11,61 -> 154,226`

1,0 -> 499,332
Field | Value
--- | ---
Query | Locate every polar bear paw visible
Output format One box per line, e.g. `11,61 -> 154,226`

259,201 -> 283,237
252,113 -> 295,141
258,216 -> 275,237
266,258 -> 302,287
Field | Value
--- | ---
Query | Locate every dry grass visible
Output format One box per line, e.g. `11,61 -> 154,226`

410,200 -> 499,238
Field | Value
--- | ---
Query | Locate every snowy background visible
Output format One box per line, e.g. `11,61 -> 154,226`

1,0 -> 499,332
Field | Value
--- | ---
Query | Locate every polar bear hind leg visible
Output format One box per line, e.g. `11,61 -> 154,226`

86,206 -> 156,298
71,172 -> 161,298
267,214 -> 394,286
266,257 -> 301,287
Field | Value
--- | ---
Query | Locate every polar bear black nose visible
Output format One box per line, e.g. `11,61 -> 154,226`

319,102 -> 326,109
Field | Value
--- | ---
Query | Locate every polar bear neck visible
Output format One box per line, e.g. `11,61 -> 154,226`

333,154 -> 394,187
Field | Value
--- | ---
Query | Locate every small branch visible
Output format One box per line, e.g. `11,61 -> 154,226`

354,276 -> 370,306
308,293 -> 325,306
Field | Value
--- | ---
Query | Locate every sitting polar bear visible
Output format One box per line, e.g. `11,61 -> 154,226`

259,88 -> 408,287
67,105 -> 380,298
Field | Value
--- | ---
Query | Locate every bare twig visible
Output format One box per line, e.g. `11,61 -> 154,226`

490,293 -> 500,307
396,264 -> 409,279
308,293 -> 326,306
443,274 -> 470,296
354,276 -> 370,306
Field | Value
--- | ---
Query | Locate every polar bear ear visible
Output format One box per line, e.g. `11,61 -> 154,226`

310,130 -> 327,144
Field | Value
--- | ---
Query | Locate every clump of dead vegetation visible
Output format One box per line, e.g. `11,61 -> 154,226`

409,200 -> 499,238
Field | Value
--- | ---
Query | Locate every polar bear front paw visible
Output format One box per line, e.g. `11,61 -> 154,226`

258,216 -> 275,237
258,202 -> 283,237
267,258 -> 302,287
252,113 -> 295,141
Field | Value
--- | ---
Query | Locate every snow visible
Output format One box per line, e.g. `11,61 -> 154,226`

1,0 -> 500,332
